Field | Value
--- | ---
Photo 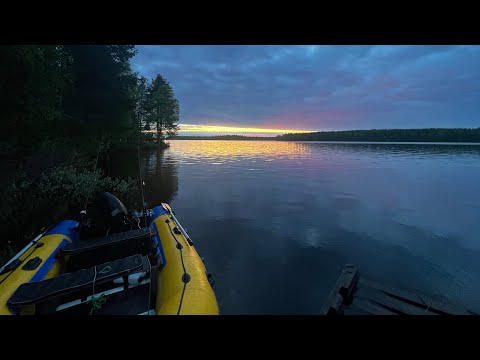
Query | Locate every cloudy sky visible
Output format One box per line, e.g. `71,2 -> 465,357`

132,45 -> 480,136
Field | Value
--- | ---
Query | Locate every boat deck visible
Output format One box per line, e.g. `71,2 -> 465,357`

7,254 -> 157,315
56,282 -> 154,315
322,264 -> 477,315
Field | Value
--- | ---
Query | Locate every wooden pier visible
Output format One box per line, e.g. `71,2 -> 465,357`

322,264 -> 477,315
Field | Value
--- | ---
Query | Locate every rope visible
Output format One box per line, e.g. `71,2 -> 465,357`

165,219 -> 188,315
89,294 -> 107,313
177,281 -> 187,316
88,265 -> 111,315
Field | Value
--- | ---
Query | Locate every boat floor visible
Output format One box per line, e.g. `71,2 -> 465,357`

323,264 -> 477,315
8,254 -> 158,315
56,282 -> 155,315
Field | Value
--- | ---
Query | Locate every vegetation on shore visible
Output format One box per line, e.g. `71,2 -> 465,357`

277,128 -> 480,142
0,45 -> 180,263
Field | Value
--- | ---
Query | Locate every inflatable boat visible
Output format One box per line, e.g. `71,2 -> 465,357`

0,193 -> 219,315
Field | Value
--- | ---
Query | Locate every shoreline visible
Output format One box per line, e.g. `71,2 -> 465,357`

170,138 -> 480,145
172,128 -> 480,143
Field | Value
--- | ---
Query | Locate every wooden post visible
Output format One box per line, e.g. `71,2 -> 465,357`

322,264 -> 359,315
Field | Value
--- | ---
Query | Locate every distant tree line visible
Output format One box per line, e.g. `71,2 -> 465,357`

277,128 -> 480,142
173,129 -> 480,142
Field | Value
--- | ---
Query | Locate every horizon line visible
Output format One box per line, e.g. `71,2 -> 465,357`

177,124 -> 314,134
172,125 -> 480,137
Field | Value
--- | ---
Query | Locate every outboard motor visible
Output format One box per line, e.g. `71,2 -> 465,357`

95,191 -> 129,230
79,192 -> 132,239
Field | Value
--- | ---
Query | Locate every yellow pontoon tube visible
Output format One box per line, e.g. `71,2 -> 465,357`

149,204 -> 219,315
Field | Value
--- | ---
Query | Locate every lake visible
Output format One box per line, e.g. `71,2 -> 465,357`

111,140 -> 480,314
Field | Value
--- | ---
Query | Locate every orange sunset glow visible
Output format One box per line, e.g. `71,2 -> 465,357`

169,139 -> 312,159
178,124 -> 315,135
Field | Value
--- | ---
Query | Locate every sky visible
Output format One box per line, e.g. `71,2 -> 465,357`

132,45 -> 480,136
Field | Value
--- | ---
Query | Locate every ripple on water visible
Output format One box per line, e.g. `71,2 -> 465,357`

138,140 -> 480,313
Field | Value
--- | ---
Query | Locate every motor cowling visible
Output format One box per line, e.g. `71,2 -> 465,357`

79,192 -> 131,239
94,192 -> 129,230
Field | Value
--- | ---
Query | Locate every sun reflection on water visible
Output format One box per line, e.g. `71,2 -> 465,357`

169,140 -> 312,160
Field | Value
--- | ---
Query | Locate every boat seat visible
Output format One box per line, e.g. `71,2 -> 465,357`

61,227 -> 153,271
62,227 -> 151,255
8,254 -> 143,310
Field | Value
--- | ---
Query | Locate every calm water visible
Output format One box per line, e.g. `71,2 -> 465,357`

111,140 -> 480,314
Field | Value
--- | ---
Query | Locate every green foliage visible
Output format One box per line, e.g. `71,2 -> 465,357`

0,45 -> 182,260
0,166 -> 138,256
62,45 -> 139,141
38,165 -> 137,206
277,128 -> 480,142
0,45 -> 181,151
0,45 -> 68,150
145,74 -> 180,144
133,76 -> 149,126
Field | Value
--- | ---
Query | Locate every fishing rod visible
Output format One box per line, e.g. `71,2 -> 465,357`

83,139 -> 103,214
137,145 -> 147,227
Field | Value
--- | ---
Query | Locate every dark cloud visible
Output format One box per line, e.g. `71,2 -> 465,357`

132,45 -> 480,130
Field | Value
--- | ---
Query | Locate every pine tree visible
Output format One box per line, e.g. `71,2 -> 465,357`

145,74 -> 179,145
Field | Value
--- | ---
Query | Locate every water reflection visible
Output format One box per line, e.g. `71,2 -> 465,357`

168,140 -> 312,161
108,147 -> 178,206
299,142 -> 480,157
143,149 -> 178,205
169,140 -> 480,159
110,141 -> 480,314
